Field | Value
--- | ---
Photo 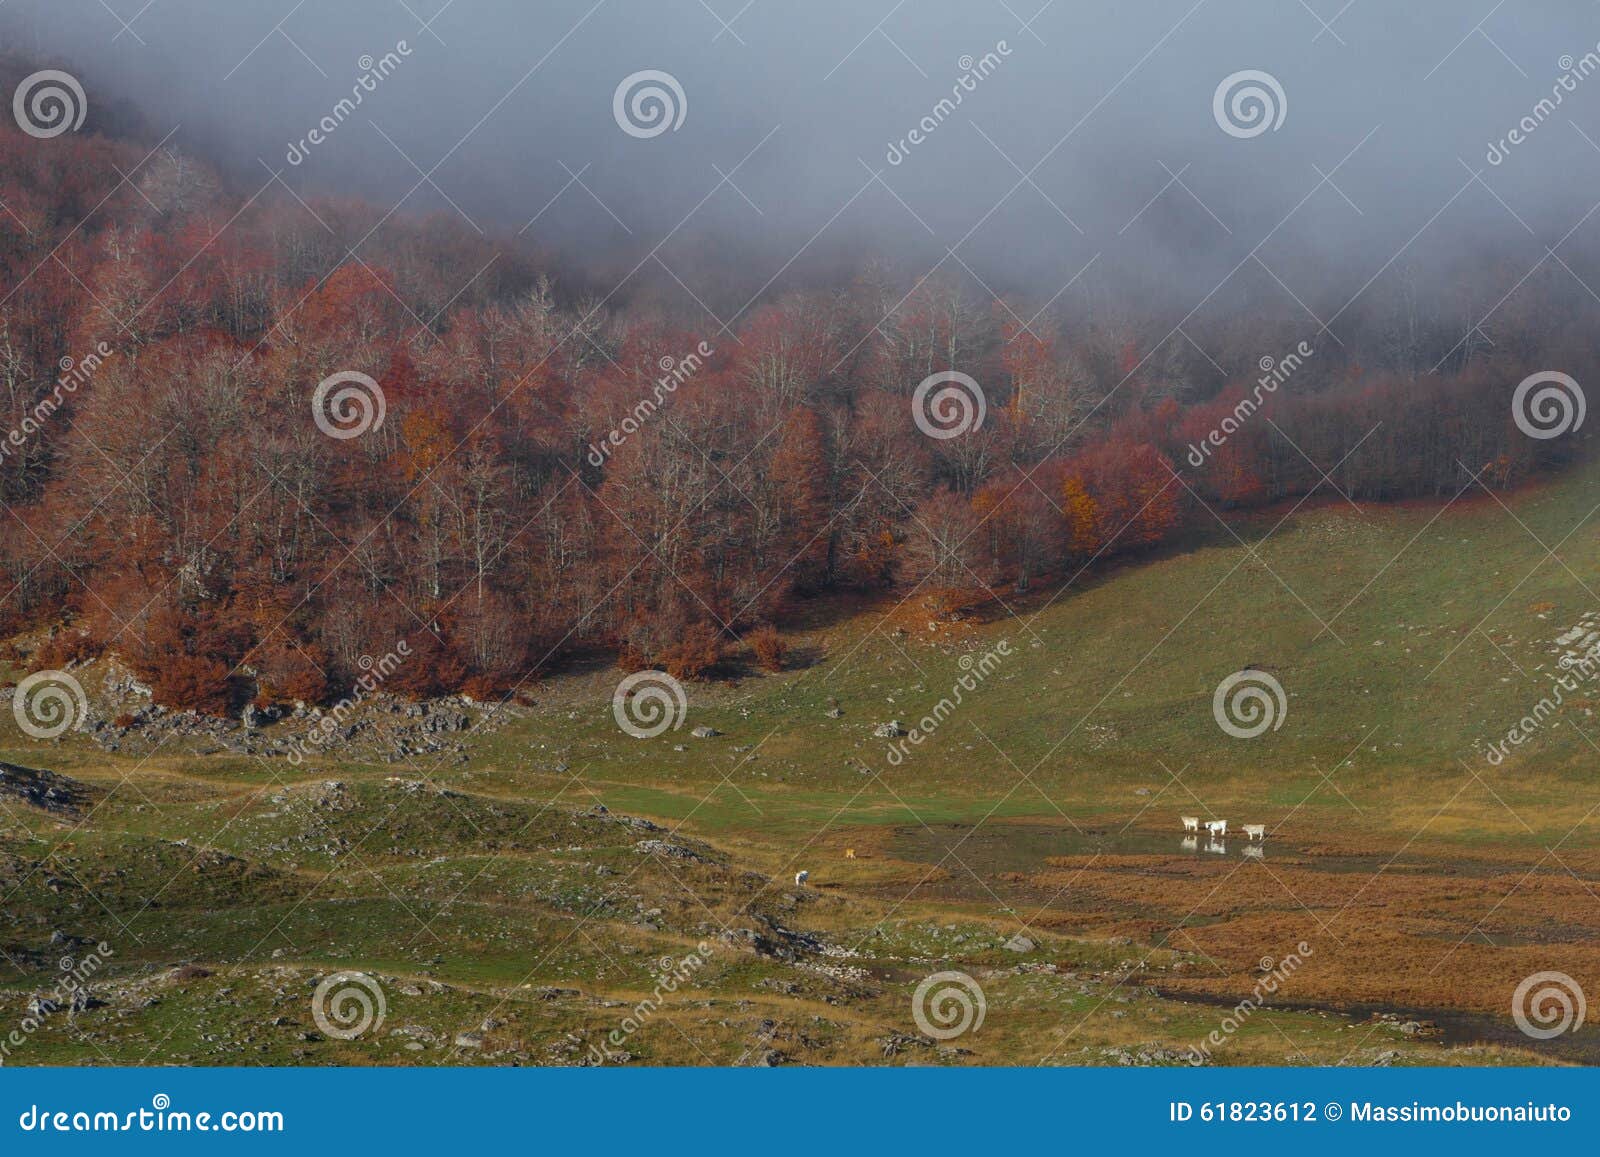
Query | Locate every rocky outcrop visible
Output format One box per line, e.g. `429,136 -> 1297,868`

0,761 -> 96,815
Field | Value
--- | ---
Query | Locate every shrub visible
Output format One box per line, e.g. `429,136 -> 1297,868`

461,672 -> 508,702
747,625 -> 786,672
149,653 -> 233,715
661,621 -> 724,681
385,630 -> 468,700
254,637 -> 330,706
131,604 -> 242,715
34,630 -> 97,669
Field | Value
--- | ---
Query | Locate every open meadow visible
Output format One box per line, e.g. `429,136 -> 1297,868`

6,453 -> 1599,1066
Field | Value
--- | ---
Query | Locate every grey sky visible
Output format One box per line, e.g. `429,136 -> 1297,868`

6,1 -> 1600,319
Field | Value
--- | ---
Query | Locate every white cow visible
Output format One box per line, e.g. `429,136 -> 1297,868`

1181,816 -> 1200,832
1205,819 -> 1228,837
1243,824 -> 1266,841
794,870 -> 809,887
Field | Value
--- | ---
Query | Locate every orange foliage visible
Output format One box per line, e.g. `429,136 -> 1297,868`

1061,442 -> 1182,557
747,625 -> 787,672
661,622 -> 725,681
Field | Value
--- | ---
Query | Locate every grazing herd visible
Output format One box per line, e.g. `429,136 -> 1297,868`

1180,816 -> 1267,839
1180,816 -> 1268,856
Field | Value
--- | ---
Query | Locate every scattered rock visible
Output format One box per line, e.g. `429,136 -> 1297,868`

1097,1045 -> 1196,1066
0,762 -> 96,815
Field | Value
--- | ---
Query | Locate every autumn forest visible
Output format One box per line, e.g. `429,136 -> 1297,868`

0,73 -> 1592,718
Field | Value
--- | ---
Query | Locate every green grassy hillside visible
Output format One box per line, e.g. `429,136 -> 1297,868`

5,459 -> 1600,1066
